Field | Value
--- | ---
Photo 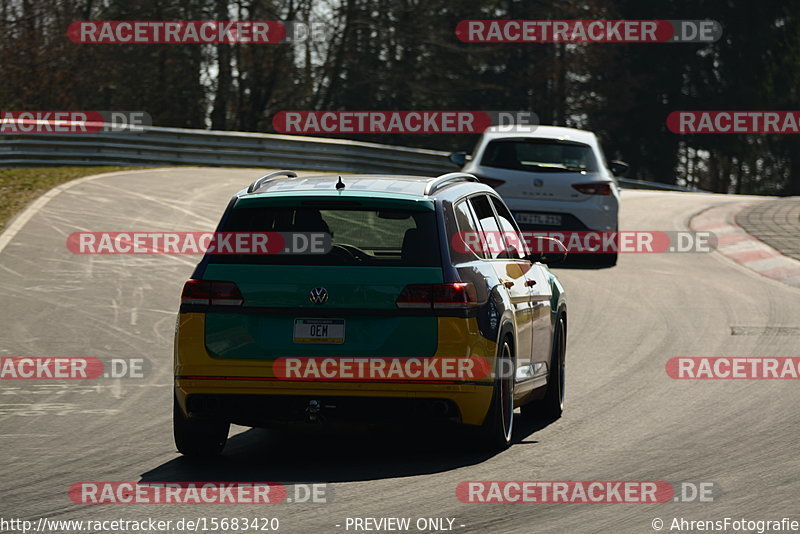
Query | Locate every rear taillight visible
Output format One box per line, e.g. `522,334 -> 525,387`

572,182 -> 612,195
395,284 -> 432,307
181,280 -> 244,306
181,280 -> 210,305
474,175 -> 506,188
396,283 -> 478,309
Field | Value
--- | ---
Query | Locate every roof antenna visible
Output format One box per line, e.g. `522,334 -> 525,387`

335,176 -> 346,190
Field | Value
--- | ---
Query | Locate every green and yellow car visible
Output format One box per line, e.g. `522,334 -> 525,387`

173,171 -> 567,456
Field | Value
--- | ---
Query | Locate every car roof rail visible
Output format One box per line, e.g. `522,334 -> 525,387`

424,172 -> 479,196
246,170 -> 298,193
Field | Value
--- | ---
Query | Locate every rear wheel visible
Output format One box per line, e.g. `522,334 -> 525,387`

173,395 -> 230,458
477,339 -> 515,451
522,316 -> 565,419
596,227 -> 618,266
595,252 -> 618,267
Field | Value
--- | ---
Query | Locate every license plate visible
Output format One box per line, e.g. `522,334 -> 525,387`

514,212 -> 563,226
293,319 -> 345,344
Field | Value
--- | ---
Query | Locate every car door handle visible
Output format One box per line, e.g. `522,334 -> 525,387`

525,279 -> 537,287
500,279 -> 514,289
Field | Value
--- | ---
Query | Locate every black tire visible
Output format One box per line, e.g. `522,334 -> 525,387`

476,339 -> 515,451
521,316 -> 565,420
596,227 -> 618,266
595,252 -> 618,267
173,395 -> 229,458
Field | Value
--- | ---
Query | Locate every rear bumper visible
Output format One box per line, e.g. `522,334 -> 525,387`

175,387 -> 491,427
505,197 -> 619,231
174,313 -> 496,427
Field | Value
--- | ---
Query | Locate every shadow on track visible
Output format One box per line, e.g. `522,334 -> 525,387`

139,415 -> 557,484
550,258 -> 616,270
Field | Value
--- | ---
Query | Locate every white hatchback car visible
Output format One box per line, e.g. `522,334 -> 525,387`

451,125 -> 626,265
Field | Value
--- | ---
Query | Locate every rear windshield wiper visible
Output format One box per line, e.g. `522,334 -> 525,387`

523,163 -> 588,172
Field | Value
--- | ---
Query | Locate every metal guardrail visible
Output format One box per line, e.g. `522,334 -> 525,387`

616,177 -> 701,192
0,125 -> 454,175
0,124 -> 701,191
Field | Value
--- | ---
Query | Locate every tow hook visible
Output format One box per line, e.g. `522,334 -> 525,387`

305,399 -> 336,423
306,400 -> 322,423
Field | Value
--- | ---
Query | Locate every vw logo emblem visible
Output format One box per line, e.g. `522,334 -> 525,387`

309,287 -> 329,305
533,178 -> 544,187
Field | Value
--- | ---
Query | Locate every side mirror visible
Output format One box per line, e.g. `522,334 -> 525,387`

525,237 -> 567,265
448,152 -> 469,167
609,160 -> 629,177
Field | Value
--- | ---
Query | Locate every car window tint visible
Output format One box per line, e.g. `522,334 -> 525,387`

490,196 -> 527,259
210,206 -> 440,266
481,139 -> 599,172
469,195 -> 509,260
452,199 -> 486,260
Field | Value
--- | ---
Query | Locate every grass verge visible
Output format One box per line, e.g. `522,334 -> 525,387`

0,166 -> 145,232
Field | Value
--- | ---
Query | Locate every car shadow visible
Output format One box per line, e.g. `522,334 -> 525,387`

139,415 -> 557,484
551,260 -> 615,270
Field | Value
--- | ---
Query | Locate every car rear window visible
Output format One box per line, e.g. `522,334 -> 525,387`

481,139 -> 599,172
208,206 -> 441,267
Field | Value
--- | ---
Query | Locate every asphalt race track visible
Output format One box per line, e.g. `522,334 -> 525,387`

2,168 -> 799,534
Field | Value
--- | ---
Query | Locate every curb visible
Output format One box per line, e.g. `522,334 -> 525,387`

690,201 -> 800,289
